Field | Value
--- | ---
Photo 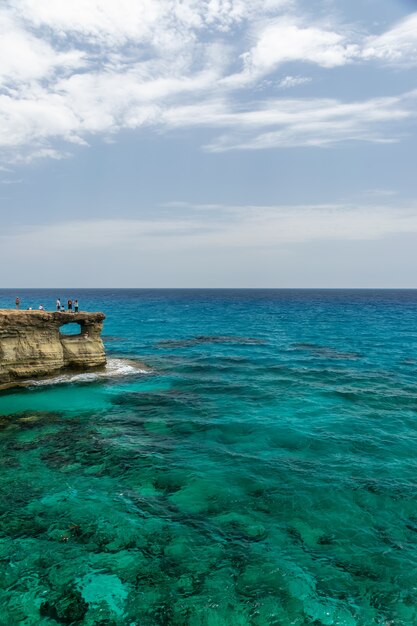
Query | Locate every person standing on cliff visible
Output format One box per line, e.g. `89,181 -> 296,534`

56,298 -> 61,312
67,299 -> 73,312
15,297 -> 20,310
74,299 -> 79,313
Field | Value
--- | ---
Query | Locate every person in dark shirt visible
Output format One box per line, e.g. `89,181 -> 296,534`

68,299 -> 73,312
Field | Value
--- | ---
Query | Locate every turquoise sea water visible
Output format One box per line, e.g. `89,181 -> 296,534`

1,289 -> 417,625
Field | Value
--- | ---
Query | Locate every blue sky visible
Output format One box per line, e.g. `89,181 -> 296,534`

1,0 -> 417,287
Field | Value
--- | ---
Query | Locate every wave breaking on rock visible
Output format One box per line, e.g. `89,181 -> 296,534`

26,358 -> 151,388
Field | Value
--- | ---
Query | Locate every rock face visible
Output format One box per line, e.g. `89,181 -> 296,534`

0,310 -> 106,390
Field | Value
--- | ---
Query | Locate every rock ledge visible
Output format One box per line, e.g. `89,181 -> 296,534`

0,310 -> 106,390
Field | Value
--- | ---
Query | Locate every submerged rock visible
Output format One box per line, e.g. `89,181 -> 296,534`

40,586 -> 88,624
156,335 -> 266,348
0,310 -> 106,390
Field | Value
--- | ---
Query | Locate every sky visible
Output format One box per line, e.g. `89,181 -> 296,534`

1,0 -> 417,287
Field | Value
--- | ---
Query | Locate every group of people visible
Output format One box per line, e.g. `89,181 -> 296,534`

56,299 -> 79,313
14,297 -> 80,313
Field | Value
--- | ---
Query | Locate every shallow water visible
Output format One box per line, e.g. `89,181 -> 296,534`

1,289 -> 417,625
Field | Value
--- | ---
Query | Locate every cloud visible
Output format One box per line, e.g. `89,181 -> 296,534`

163,92 -> 415,150
362,188 -> 398,198
0,2 -> 416,162
2,201 -> 417,287
0,11 -> 84,89
363,13 -> 417,65
224,12 -> 417,87
3,202 -> 417,253
278,75 -> 312,89
10,0 -> 291,45
1,79 -> 414,158
240,19 -> 358,78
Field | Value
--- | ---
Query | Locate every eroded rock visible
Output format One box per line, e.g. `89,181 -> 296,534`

0,310 -> 106,390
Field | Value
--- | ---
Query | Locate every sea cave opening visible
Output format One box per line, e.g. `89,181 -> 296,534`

59,322 -> 83,336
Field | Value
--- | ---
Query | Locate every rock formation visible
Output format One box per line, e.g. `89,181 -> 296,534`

0,310 -> 106,390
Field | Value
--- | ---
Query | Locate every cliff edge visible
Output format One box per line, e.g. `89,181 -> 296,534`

0,310 -> 106,390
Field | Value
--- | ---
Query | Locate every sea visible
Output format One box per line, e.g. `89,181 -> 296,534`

0,289 -> 417,625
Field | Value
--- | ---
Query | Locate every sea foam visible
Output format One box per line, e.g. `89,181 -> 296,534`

27,358 -> 150,387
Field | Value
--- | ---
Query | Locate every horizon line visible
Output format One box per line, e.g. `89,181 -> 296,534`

1,287 -> 417,291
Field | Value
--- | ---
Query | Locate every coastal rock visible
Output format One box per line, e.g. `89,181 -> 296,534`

0,310 -> 106,390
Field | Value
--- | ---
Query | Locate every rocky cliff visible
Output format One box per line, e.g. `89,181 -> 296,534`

0,310 -> 106,390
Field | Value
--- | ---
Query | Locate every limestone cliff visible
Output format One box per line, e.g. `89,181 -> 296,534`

0,310 -> 106,390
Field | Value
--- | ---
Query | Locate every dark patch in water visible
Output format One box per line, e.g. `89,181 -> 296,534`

156,335 -> 266,348
40,586 -> 88,624
292,343 -> 361,360
317,534 -> 335,546
334,559 -> 379,581
0,411 -> 62,429
378,529 -> 404,551
7,440 -> 38,452
0,454 -> 19,468
286,526 -> 303,543
40,449 -> 73,469
405,519 -> 417,534
111,390 -> 202,413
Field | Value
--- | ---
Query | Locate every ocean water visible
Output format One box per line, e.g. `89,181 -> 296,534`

1,289 -> 417,625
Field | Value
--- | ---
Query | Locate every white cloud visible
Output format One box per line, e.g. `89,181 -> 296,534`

0,1 -> 416,161
362,188 -> 398,198
2,201 -> 417,287
0,81 -> 414,156
363,13 -> 417,65
3,202 -> 417,252
162,92 -> 414,150
12,0 -> 171,46
278,75 -> 312,89
0,11 -> 84,88
10,0 -> 290,45
223,12 -> 417,88
241,19 -> 358,76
